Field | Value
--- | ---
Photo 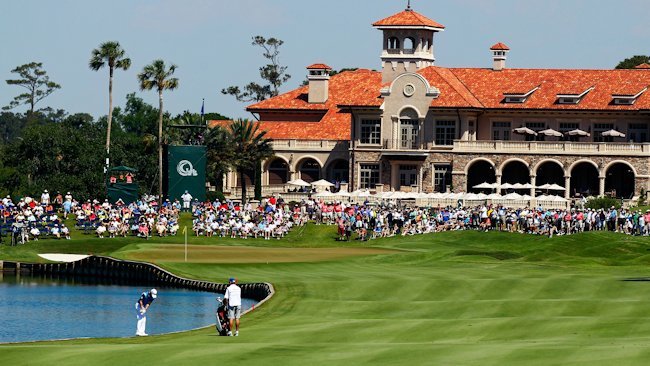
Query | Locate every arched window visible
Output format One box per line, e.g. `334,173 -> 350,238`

388,37 -> 400,50
399,108 -> 419,149
268,159 -> 289,185
404,37 -> 415,52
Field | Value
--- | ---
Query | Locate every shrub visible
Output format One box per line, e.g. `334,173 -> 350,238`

206,191 -> 226,203
585,196 -> 621,210
638,188 -> 647,206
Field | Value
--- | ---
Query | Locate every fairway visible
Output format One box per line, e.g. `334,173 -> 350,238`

115,244 -> 398,263
3,227 -> 650,365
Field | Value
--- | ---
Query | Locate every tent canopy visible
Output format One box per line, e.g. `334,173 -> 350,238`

110,166 -> 138,173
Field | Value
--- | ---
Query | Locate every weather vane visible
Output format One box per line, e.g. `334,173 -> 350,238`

407,0 -> 411,9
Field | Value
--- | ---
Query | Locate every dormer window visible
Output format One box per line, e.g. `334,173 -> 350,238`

613,98 -> 635,105
558,97 -> 579,105
612,87 -> 647,105
557,86 -> 594,105
505,96 -> 526,104
503,86 -> 539,104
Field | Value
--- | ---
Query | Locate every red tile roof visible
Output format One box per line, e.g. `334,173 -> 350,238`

245,70 -> 384,140
307,63 -> 332,70
241,67 -> 650,141
490,42 -> 510,51
635,63 -> 650,69
372,9 -> 445,29
449,68 -> 650,110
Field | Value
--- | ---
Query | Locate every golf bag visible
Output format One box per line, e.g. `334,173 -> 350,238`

215,297 -> 231,336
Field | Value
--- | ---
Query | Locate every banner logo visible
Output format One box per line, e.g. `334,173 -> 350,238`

177,160 -> 198,177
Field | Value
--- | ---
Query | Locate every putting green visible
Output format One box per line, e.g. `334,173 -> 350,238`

2,225 -> 650,365
116,244 -> 398,263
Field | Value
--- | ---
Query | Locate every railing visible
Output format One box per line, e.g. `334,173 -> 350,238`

383,139 -> 420,150
453,140 -> 650,155
385,49 -> 416,55
271,140 -> 345,150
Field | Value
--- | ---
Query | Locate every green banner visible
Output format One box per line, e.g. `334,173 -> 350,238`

167,145 -> 206,202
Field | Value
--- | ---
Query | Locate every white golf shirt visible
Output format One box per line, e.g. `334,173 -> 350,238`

224,284 -> 242,307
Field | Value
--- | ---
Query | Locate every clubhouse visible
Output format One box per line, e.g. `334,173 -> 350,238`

214,6 -> 650,202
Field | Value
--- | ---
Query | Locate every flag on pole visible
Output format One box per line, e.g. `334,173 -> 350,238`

200,98 -> 205,117
182,226 -> 187,235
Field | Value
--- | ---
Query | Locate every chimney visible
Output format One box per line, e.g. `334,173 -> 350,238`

307,63 -> 332,104
490,42 -> 510,71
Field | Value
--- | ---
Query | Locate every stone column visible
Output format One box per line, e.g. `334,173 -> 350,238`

530,175 -> 536,197
564,176 -> 571,199
418,164 -> 424,193
391,163 -> 400,191
599,176 -> 606,197
496,174 -> 502,195
418,117 -> 425,149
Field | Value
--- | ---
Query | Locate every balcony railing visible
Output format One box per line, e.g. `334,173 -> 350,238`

271,139 -> 346,150
385,48 -> 416,55
453,140 -> 650,155
383,139 -> 420,150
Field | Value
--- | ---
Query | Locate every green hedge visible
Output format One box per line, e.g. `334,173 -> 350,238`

585,196 -> 622,210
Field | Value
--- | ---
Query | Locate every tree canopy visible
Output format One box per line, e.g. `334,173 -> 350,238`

221,36 -> 291,102
615,55 -> 650,69
3,62 -> 61,114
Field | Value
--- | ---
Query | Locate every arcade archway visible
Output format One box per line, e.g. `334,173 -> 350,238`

467,159 -> 496,192
605,162 -> 635,198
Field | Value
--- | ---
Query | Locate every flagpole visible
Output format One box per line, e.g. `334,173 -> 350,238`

200,98 -> 205,126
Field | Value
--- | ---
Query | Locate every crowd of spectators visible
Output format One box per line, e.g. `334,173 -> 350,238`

1,189 -> 647,245
331,202 -> 650,240
190,196 -> 307,240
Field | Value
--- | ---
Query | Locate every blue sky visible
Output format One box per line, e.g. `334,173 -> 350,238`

1,0 -> 649,120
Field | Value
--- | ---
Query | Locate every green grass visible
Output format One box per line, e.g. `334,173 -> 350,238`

2,220 -> 650,365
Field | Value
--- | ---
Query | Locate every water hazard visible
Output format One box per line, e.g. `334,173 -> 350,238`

0,274 -> 256,343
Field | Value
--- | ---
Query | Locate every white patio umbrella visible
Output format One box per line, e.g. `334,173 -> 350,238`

601,129 -> 626,138
287,178 -> 311,187
520,183 -> 534,189
473,182 -> 497,189
476,193 -> 488,199
547,184 -> 566,191
315,191 -> 335,198
503,192 -> 523,200
334,190 -> 351,197
539,128 -> 563,137
536,183 -> 552,190
511,183 -> 525,189
500,182 -> 514,190
486,193 -> 502,199
310,179 -> 335,187
513,127 -> 538,136
566,129 -> 590,137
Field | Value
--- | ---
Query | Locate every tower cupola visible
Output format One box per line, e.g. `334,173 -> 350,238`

490,42 -> 510,71
373,6 -> 445,83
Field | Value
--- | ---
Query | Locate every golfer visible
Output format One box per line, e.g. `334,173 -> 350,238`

135,288 -> 158,336
224,277 -> 241,336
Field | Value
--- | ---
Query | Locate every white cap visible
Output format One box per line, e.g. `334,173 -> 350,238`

150,288 -> 158,298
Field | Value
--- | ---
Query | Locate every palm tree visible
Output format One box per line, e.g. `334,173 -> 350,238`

227,119 -> 274,204
89,41 -> 131,172
205,125 -> 233,192
137,60 -> 179,202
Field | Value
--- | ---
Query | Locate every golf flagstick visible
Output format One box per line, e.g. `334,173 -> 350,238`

183,226 -> 187,262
